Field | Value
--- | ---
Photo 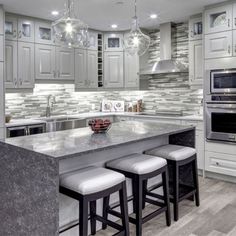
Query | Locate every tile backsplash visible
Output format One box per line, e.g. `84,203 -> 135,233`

5,82 -> 203,119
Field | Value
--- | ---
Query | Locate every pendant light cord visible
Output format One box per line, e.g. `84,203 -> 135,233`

134,0 -> 137,18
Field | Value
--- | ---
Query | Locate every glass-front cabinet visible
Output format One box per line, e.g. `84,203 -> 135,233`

18,17 -> 35,42
5,15 -> 18,40
104,33 -> 123,51
35,21 -> 53,45
204,4 -> 232,34
189,15 -> 203,40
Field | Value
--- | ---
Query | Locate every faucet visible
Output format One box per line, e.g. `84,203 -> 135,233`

46,95 -> 56,117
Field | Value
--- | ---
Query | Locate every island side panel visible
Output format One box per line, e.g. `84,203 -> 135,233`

0,142 -> 59,236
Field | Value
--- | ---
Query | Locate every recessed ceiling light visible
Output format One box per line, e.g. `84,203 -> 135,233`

111,24 -> 118,29
51,11 -> 59,16
150,14 -> 157,19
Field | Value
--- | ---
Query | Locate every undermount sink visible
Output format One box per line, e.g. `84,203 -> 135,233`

37,117 -> 87,132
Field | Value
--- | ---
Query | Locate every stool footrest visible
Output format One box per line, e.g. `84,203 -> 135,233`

145,197 -> 165,208
95,215 -> 123,232
143,207 -> 167,224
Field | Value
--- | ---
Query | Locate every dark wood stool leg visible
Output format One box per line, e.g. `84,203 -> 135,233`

173,162 -> 179,221
102,195 -> 110,230
162,169 -> 171,226
192,157 -> 200,207
119,181 -> 130,236
79,197 -> 88,236
133,176 -> 143,236
132,180 -> 137,213
90,200 -> 97,235
142,180 -> 147,209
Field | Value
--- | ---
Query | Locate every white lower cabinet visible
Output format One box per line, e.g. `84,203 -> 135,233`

5,40 -> 34,89
195,131 -> 204,170
104,51 -> 124,88
189,40 -> 203,86
124,52 -> 139,89
205,31 -> 232,59
205,142 -> 236,177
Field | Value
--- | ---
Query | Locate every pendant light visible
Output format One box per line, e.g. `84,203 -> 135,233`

52,0 -> 89,48
124,0 -> 150,56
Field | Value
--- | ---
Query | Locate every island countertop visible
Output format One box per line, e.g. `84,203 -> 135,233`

5,120 -> 194,160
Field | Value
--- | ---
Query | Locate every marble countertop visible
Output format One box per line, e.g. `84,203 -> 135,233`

5,120 -> 194,160
5,112 -> 203,128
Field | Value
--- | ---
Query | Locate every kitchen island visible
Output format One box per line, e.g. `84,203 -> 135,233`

0,121 -> 195,236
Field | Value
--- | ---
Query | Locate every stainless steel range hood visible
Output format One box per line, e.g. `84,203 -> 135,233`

140,22 -> 188,75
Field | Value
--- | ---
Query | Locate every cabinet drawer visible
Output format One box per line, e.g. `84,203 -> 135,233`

205,141 -> 236,155
205,151 -> 236,176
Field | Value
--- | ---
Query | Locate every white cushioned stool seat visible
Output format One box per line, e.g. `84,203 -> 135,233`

106,153 -> 167,175
60,166 -> 125,195
146,144 -> 196,161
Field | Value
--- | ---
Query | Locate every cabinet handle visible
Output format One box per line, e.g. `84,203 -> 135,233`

190,30 -> 194,38
19,78 -> 22,86
57,71 -> 60,78
228,19 -> 230,27
53,70 -> 56,78
18,30 -> 22,38
14,78 -> 17,88
235,45 -> 236,53
216,162 -> 220,166
228,45 -> 231,54
13,30 -> 17,38
235,18 -> 236,26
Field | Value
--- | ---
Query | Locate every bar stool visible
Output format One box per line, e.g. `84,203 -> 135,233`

105,153 -> 171,236
59,166 -> 130,236
145,144 -> 200,221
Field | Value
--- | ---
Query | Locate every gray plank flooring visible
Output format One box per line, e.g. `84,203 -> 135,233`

96,177 -> 236,236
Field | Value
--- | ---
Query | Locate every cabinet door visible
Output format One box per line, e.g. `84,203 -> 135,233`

233,30 -> 236,56
88,31 -> 98,50
18,42 -> 35,88
124,52 -> 139,88
18,18 -> 35,42
35,21 -> 53,45
5,15 -> 18,41
5,40 -> 18,88
204,4 -> 232,34
56,47 -> 75,80
35,44 -> 56,80
233,3 -> 236,29
205,31 -> 232,59
87,49 -> 98,88
189,16 -> 203,41
104,51 -> 124,88
104,33 -> 123,51
189,40 -> 203,85
75,48 -> 87,88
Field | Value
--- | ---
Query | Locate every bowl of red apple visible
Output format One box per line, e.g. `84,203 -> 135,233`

88,119 -> 112,133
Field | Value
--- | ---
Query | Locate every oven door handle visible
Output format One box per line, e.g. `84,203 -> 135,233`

206,103 -> 236,109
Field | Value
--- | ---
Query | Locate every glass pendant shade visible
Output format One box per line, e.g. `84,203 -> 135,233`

124,16 -> 150,56
52,0 -> 89,48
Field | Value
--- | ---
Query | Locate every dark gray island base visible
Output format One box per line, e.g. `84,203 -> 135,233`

0,121 -> 195,236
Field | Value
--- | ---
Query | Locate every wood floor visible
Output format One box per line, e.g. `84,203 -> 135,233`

96,177 -> 236,236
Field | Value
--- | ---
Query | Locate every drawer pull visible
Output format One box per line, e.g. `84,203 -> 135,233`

216,162 -> 220,166
228,19 -> 230,27
228,45 -> 231,54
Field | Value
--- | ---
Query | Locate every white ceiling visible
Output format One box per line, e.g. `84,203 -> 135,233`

0,0 -> 227,31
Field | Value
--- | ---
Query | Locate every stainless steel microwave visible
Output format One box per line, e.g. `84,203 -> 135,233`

210,69 -> 236,94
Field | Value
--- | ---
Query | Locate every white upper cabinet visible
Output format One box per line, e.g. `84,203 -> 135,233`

18,42 -> 35,88
5,15 -> 18,41
35,21 -> 53,45
189,15 -> 203,41
88,31 -> 98,50
205,31 -> 232,59
87,49 -> 98,88
204,4 -> 232,34
35,44 -> 56,80
189,40 -> 203,85
104,33 -> 123,51
124,52 -> 139,89
104,51 -> 124,88
18,17 -> 35,42
75,48 -> 87,88
56,47 -> 75,80
5,40 -> 17,88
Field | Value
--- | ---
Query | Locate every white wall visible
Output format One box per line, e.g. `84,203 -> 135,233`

0,6 -> 5,140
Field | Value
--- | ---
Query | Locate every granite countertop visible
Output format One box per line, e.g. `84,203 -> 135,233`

5,120 -> 194,160
5,112 -> 203,128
